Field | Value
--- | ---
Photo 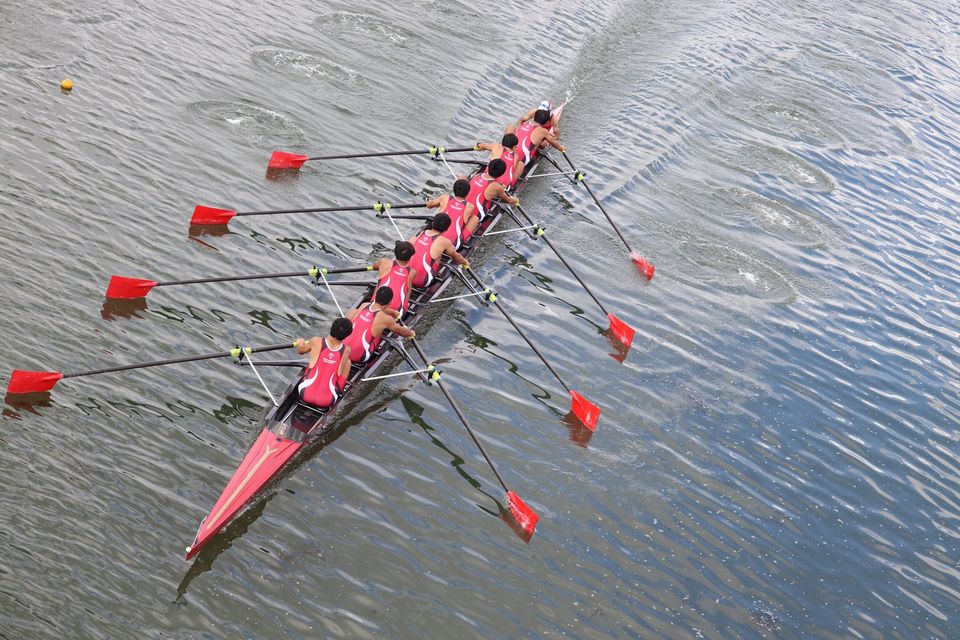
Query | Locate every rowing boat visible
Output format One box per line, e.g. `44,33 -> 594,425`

184,107 -> 565,559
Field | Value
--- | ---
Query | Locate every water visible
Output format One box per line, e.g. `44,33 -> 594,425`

2,0 -> 959,637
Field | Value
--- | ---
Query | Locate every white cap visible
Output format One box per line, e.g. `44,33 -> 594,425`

537,100 -> 553,111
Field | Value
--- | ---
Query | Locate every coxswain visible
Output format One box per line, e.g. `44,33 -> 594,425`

514,108 -> 565,175
295,317 -> 353,409
465,158 -> 519,222
343,286 -> 416,364
476,133 -> 520,187
372,241 -> 416,316
408,212 -> 470,288
426,178 -> 476,250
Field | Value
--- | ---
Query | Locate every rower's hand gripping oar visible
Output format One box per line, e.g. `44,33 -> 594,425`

459,268 -> 601,431
403,336 -> 540,537
267,145 -> 479,171
190,201 -> 429,226
559,152 -> 655,280
505,204 -> 635,348
105,266 -> 375,300
6,343 -> 293,395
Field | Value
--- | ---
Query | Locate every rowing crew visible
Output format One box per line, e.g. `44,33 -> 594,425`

294,102 -> 564,411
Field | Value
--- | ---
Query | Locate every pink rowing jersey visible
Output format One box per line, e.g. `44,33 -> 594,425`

467,172 -> 495,221
376,261 -> 410,314
497,147 -> 516,187
344,303 -> 381,364
298,340 -> 344,409
411,231 -> 441,288
515,121 -> 539,164
440,197 -> 467,249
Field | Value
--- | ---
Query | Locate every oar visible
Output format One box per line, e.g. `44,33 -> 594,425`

105,266 -> 373,300
509,204 -> 635,348
461,269 -> 601,431
268,145 -> 478,171
191,201 -> 428,226
407,338 -> 539,536
7,343 -> 293,395
559,152 -> 655,279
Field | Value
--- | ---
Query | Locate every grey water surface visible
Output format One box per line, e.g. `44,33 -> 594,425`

1,0 -> 958,637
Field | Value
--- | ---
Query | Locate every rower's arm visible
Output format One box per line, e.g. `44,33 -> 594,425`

294,338 -> 313,355
444,244 -> 469,267
517,108 -> 536,127
463,201 -> 476,219
476,142 -> 496,152
425,195 -> 443,208
337,347 -> 352,379
494,184 -> 519,206
387,318 -> 415,339
545,131 -> 566,152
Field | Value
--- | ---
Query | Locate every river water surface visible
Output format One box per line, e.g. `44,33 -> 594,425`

2,0 -> 959,638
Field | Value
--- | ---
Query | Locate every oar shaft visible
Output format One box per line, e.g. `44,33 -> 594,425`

63,343 -> 291,379
382,214 -> 432,221
307,146 -> 476,161
561,152 -> 633,252
157,272 -> 304,287
513,205 -> 609,316
435,378 -> 510,494
156,266 -> 371,288
408,339 -> 510,494
236,203 -> 428,217
463,270 -> 572,395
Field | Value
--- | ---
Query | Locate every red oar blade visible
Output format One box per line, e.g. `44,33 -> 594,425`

106,276 -> 157,300
569,390 -> 600,431
8,370 -> 64,394
631,253 -> 655,280
506,490 -> 539,537
267,151 -> 309,170
191,205 -> 237,226
607,313 -> 635,348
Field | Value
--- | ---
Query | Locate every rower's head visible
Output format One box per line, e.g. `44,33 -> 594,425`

394,240 -> 415,262
453,178 -> 470,198
431,212 -> 452,232
331,317 -> 353,340
374,286 -> 394,306
487,158 -> 507,178
501,133 -> 518,149
534,109 -> 552,125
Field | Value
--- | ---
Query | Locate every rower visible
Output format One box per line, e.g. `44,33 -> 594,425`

514,107 -> 565,175
408,213 -> 470,288
372,241 -> 416,316
294,317 -> 353,410
426,178 -> 476,250
343,286 -> 416,364
515,100 -> 561,138
466,158 -> 520,222
476,133 -> 520,188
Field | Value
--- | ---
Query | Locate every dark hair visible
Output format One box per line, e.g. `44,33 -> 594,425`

394,240 -> 415,261
534,109 -> 551,125
453,178 -> 470,198
487,158 -> 506,178
431,212 -> 451,232
331,317 -> 353,340
374,286 -> 394,305
501,133 -> 518,148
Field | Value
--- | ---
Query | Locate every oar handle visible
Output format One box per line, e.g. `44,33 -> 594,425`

462,269 -> 572,395
64,343 -> 292,379
307,146 -> 477,161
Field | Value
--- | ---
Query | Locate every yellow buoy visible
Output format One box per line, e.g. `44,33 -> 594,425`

60,79 -> 74,91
